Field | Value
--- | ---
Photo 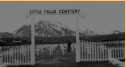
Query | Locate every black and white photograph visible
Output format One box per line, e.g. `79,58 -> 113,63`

0,1 -> 125,67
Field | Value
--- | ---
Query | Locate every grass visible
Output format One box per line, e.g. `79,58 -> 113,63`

7,46 -> 120,67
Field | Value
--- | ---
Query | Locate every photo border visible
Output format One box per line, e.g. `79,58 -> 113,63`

0,0 -> 125,68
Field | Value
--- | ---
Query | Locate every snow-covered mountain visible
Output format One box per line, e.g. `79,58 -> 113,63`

13,20 -> 98,37
1,20 -> 124,38
110,30 -> 123,34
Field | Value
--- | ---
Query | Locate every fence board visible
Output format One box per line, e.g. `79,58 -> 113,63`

80,40 -> 125,62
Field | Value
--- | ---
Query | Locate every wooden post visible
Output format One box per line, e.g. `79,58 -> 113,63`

0,47 -> 2,65
108,48 -> 111,60
76,14 -> 80,62
30,14 -> 35,65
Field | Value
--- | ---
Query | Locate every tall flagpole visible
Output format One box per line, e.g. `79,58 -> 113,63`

31,14 -> 35,65
76,14 -> 80,62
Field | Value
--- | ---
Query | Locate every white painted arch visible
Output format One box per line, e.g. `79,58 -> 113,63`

24,9 -> 87,65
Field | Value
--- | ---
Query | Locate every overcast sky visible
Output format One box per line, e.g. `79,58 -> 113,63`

0,1 -> 125,34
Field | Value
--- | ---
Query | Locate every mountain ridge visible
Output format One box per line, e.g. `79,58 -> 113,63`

13,20 -> 98,37
0,20 -> 124,38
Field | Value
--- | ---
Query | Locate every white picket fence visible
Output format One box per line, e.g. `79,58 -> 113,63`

1,45 -> 31,66
80,40 -> 125,62
0,40 -> 125,66
0,44 -> 67,66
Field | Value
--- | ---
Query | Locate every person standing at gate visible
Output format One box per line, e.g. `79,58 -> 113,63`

67,40 -> 72,52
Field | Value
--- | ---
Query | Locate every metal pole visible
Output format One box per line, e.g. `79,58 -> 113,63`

76,14 -> 80,62
31,14 -> 35,65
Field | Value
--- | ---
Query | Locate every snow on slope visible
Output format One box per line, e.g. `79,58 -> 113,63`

13,20 -> 98,37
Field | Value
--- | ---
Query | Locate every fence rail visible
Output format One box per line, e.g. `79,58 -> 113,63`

80,40 -> 125,62
0,40 -> 125,66
1,45 -> 31,66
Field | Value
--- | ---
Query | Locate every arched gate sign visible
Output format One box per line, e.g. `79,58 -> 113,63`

23,9 -> 87,65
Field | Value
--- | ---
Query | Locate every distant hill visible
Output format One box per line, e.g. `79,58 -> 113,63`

86,32 -> 125,42
110,30 -> 123,34
0,32 -> 14,38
